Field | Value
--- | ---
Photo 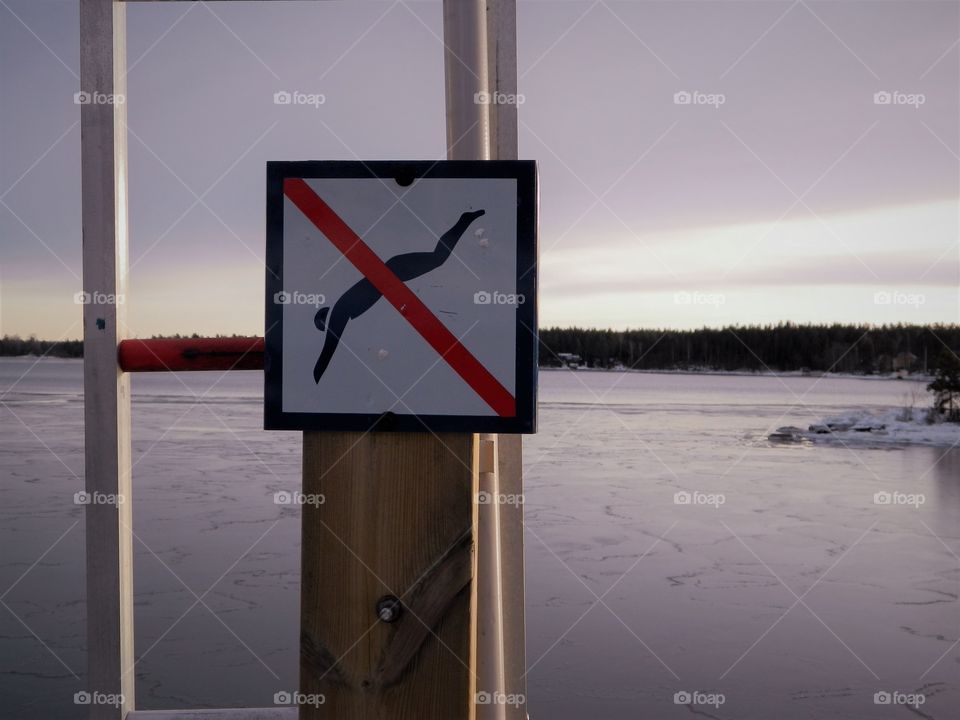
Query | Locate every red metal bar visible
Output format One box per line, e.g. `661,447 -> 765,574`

118,337 -> 264,372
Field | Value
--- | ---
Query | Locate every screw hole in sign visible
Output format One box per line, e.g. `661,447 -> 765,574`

394,167 -> 415,187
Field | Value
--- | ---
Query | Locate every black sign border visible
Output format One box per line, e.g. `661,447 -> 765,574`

264,160 -> 538,433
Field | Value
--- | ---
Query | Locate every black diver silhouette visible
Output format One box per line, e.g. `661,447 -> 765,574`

312,208 -> 485,383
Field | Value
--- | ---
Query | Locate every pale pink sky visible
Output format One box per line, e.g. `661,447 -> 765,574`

1,0 -> 958,339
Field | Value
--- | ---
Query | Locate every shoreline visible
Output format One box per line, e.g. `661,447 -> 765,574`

1,355 -> 933,383
540,365 -> 932,382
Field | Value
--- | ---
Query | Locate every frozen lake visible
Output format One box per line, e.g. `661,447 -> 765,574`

1,357 -> 958,718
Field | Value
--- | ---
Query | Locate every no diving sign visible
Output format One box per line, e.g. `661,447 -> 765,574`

264,161 -> 538,433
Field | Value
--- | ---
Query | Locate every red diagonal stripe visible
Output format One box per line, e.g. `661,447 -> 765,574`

284,178 -> 516,418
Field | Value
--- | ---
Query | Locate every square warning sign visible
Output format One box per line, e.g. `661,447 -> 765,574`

264,161 -> 537,433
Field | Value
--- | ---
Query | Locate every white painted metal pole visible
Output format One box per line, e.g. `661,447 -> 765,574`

443,0 -> 490,161
481,5 -> 528,718
80,1 -> 134,718
443,2 -> 527,719
442,3 -> 504,717
475,433 -> 507,720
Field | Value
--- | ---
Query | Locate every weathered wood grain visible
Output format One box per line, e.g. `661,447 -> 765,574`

300,432 -> 476,720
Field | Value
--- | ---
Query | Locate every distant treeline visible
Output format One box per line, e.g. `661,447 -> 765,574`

0,335 -> 83,358
4,325 -> 959,375
0,334 -> 240,360
540,324 -> 960,374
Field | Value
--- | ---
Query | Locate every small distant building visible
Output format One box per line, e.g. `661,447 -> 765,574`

556,352 -> 582,368
893,352 -> 918,372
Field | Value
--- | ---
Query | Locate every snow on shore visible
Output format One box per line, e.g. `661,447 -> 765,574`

771,408 -> 960,448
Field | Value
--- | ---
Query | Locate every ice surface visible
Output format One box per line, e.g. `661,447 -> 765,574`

2,360 -> 958,719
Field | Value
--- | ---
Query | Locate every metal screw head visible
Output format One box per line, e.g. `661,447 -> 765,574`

376,595 -> 402,623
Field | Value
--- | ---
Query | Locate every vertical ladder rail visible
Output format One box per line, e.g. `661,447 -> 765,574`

80,1 -> 134,717
443,2 -> 528,718
483,4 -> 528,716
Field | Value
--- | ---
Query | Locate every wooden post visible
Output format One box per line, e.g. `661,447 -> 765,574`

80,1 -> 134,718
299,433 -> 477,719
298,4 -> 528,719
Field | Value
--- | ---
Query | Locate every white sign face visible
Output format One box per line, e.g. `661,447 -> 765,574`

264,161 -> 537,433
